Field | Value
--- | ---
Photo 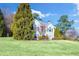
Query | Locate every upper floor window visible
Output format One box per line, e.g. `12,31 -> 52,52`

48,27 -> 52,32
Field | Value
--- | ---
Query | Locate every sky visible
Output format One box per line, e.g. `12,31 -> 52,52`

0,3 -> 79,32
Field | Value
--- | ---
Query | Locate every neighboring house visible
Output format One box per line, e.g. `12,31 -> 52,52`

33,19 -> 55,40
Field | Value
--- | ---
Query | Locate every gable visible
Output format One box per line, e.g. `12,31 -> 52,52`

47,24 -> 55,29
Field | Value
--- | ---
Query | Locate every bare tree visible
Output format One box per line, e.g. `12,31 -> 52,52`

1,7 -> 14,36
65,29 -> 77,40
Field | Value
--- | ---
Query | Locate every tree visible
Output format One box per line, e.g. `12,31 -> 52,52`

0,8 -> 6,37
1,7 -> 14,36
56,15 -> 74,34
11,3 -> 34,40
65,29 -> 77,40
5,14 -> 14,36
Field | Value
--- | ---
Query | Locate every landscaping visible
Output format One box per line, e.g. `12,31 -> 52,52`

0,37 -> 79,56
0,3 -> 79,56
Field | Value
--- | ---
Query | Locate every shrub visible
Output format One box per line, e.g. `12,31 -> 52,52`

54,28 -> 64,40
38,35 -> 48,40
38,36 -> 42,40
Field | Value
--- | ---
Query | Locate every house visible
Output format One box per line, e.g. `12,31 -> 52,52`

45,21 -> 55,40
33,19 -> 55,40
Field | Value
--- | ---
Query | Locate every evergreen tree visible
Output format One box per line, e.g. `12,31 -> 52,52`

0,8 -> 6,37
11,3 -> 34,40
56,15 -> 74,34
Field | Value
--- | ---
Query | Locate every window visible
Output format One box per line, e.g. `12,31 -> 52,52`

48,27 -> 52,32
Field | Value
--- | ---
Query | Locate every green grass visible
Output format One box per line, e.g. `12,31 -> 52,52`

0,37 -> 79,56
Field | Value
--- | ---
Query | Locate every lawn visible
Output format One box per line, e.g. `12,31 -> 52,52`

0,37 -> 79,56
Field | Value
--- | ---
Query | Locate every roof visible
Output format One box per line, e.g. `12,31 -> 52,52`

34,19 -> 55,29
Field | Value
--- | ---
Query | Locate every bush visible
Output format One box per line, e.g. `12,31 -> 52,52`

38,35 -> 48,40
54,28 -> 64,40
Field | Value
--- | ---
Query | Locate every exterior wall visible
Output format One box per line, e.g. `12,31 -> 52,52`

46,27 -> 55,40
46,22 -> 55,40
52,28 -> 55,38
33,19 -> 55,40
